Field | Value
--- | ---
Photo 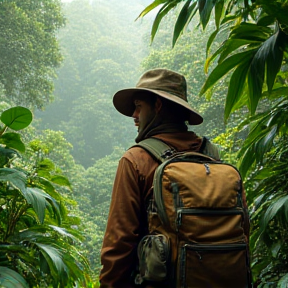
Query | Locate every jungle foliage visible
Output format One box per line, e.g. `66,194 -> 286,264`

138,0 -> 288,286
0,107 -> 92,287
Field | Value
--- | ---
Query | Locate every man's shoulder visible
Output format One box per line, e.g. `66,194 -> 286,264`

122,145 -> 154,162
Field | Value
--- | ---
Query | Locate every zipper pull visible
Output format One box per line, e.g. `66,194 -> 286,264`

196,251 -> 202,260
204,163 -> 210,175
176,209 -> 182,232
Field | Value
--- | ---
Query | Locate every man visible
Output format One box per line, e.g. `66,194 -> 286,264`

99,68 -> 220,287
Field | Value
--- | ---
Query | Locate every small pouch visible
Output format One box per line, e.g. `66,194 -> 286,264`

136,234 -> 170,284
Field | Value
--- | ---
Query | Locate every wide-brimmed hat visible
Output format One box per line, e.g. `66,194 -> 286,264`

113,68 -> 203,125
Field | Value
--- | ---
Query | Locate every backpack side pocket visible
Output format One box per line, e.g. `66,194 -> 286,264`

136,234 -> 170,283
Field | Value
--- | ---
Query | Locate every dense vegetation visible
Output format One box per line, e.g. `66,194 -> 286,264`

1,0 -> 288,287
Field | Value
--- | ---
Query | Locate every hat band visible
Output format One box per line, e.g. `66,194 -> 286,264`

137,86 -> 187,102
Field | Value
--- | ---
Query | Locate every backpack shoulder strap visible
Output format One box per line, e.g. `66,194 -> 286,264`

133,136 -> 220,162
132,138 -> 175,163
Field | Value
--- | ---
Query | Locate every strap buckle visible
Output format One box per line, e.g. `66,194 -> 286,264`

161,148 -> 176,159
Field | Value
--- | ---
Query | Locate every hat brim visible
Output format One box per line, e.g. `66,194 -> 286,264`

113,88 -> 203,125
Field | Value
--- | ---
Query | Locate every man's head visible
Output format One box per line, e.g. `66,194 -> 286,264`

113,68 -> 203,126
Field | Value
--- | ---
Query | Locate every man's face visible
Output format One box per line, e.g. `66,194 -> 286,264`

132,99 -> 157,133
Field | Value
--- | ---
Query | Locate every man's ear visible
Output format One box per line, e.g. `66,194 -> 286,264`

155,97 -> 162,113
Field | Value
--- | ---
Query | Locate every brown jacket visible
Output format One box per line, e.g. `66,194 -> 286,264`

99,132 -> 204,287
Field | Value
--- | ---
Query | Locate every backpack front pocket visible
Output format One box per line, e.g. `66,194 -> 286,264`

179,243 -> 250,288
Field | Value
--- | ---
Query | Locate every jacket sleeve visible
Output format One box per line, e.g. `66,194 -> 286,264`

99,156 -> 142,288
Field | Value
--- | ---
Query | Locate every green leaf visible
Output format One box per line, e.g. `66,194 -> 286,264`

199,0 -> 215,29
257,14 -> 276,27
247,61 -> 265,115
0,147 -> 18,167
278,273 -> 288,288
151,1 -> 179,43
256,125 -> 277,157
24,187 -> 47,224
218,39 -> 260,64
38,158 -> 55,172
205,38 -> 259,73
136,0 -> 167,19
0,106 -> 32,131
214,0 -> 224,29
36,243 -> 67,277
270,241 -> 281,258
49,225 -> 78,242
38,177 -> 57,196
50,175 -> 71,188
238,145 -> 257,178
0,266 -> 29,288
225,59 -> 251,121
261,195 -> 288,230
23,187 -> 61,224
200,49 -> 256,96
206,29 -> 219,59
0,132 -> 25,152
262,87 -> 288,100
220,14 -> 238,26
0,168 -> 26,192
266,29 -> 287,93
173,1 -> 197,47
229,22 -> 271,41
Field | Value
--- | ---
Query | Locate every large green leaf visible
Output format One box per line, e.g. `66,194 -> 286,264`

225,59 -> 251,120
218,39 -> 260,64
247,60 -> 265,115
0,168 -> 26,192
173,0 -> 197,47
200,49 -> 256,96
38,177 -> 58,197
23,187 -> 61,224
205,28 -> 219,59
247,29 -> 288,113
198,0 -> 215,29
278,273 -> 288,288
0,245 -> 26,253
229,22 -> 272,41
238,144 -> 257,178
0,147 -> 18,167
136,0 -> 167,19
214,0 -> 224,29
261,195 -> 288,230
205,38 -> 259,73
255,125 -> 277,161
36,158 -> 55,178
50,175 -> 71,188
0,266 -> 29,288
266,29 -> 288,93
35,243 -> 67,280
151,1 -> 179,43
49,225 -> 78,242
262,87 -> 288,100
0,132 -> 25,152
0,107 -> 32,131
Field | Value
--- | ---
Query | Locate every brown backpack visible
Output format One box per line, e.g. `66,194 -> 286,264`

134,137 -> 252,288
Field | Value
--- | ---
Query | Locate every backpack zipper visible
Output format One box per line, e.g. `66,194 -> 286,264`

176,207 -> 244,228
